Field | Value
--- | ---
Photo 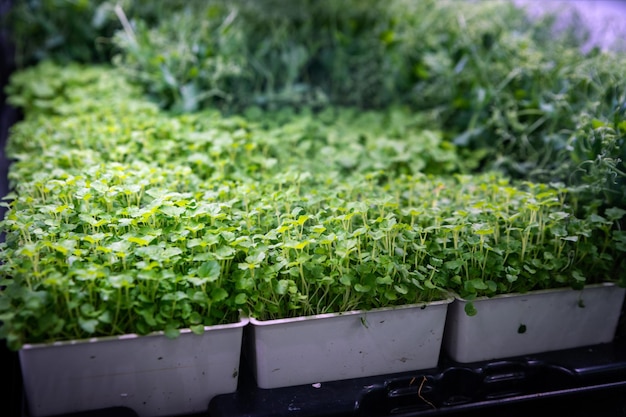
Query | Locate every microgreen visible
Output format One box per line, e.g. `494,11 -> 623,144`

3,3 -> 626,349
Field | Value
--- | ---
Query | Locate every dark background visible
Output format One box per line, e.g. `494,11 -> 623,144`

0,0 -> 20,415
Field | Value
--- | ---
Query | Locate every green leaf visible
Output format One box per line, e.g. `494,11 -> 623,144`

505,274 -> 518,283
472,224 -> 494,235
375,275 -> 393,285
211,288 -> 229,302
215,245 -> 236,259
187,276 -> 209,286
246,250 -> 266,265
464,302 -> 478,316
109,274 -> 134,289
189,311 -> 203,324
572,270 -> 586,282
275,279 -> 290,295
191,291 -> 208,303
295,215 -> 310,226
339,275 -> 352,286
236,276 -> 254,290
589,214 -> 609,225
25,291 -> 47,310
606,207 -> 626,222
383,290 -> 397,301
234,293 -> 247,305
79,303 -> 96,317
548,211 -> 569,221
444,260 -> 464,271
127,236 -> 151,246
78,317 -> 98,334
162,291 -> 188,302
523,265 -> 537,275
198,260 -> 221,281
429,257 -> 443,267
190,324 -> 205,335
160,205 -> 186,217
466,279 -> 488,290
164,324 -> 180,339
162,247 -> 183,258
98,311 -> 112,324
394,284 -> 408,295
354,283 -> 371,293
109,240 -> 131,253
591,118 -> 607,129
424,280 -> 437,289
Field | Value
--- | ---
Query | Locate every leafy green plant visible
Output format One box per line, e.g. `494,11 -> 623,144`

1,0 -> 624,377
233,177 -> 446,320
0,62 -> 463,348
410,174 -> 626,315
10,0 -> 624,210
4,62 -> 470,183
109,0 -> 626,209
564,113 -> 626,213
4,60 -> 152,117
110,0 -> 437,112
0,162 -> 245,349
4,0 -> 191,66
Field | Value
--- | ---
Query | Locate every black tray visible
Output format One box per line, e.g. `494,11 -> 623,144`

208,339 -> 626,417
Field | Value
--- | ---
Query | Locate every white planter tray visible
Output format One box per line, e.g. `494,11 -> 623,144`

248,297 -> 453,389
19,316 -> 248,417
443,282 -> 626,363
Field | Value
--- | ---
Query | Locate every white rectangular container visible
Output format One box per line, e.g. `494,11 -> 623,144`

443,283 -> 625,363
248,298 -> 453,389
19,316 -> 248,417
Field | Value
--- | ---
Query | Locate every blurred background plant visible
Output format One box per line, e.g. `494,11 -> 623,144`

3,0 -> 625,214
4,0 -> 190,66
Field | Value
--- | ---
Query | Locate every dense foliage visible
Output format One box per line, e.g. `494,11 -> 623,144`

6,1 -> 626,198
1,1 -> 625,349
109,0 -> 626,196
